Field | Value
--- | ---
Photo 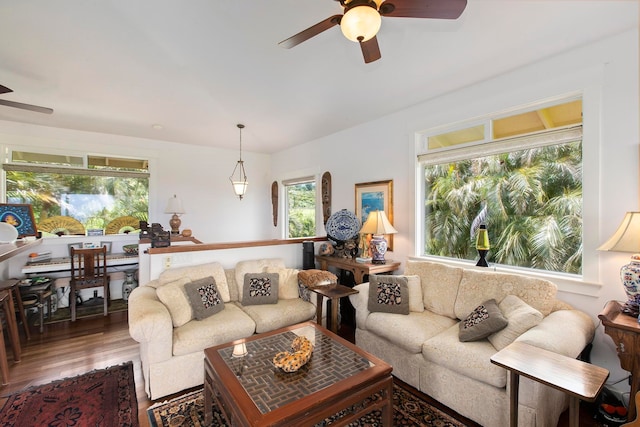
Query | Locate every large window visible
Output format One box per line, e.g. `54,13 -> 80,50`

4,150 -> 149,235
284,177 -> 316,238
419,99 -> 583,275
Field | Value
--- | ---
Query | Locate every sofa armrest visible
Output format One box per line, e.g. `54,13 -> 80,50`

512,309 -> 596,409
128,286 -> 174,363
349,283 -> 370,330
514,309 -> 596,357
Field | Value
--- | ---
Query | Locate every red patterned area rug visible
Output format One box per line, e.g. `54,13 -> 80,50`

0,361 -> 138,427
148,380 -> 472,427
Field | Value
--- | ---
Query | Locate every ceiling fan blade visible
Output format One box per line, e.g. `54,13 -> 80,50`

0,99 -> 53,114
360,36 -> 381,63
0,85 -> 13,95
380,0 -> 467,19
279,15 -> 342,49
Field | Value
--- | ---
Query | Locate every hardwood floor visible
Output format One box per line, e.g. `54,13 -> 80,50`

0,312 -> 614,427
0,311 -> 159,426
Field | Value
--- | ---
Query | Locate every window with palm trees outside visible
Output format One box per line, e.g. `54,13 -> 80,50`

419,99 -> 583,275
4,151 -> 149,235
285,178 -> 316,238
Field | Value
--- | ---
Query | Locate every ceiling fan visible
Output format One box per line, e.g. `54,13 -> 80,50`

279,0 -> 467,63
0,84 -> 53,114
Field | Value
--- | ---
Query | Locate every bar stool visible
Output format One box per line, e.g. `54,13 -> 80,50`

0,279 -> 30,340
0,289 -> 21,385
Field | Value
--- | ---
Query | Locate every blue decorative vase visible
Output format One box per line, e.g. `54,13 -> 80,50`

370,234 -> 388,264
621,255 -> 640,317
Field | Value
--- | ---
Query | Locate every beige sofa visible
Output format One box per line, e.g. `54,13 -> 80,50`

348,260 -> 596,427
128,258 -> 316,399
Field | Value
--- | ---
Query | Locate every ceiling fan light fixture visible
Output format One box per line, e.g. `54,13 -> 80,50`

340,4 -> 381,43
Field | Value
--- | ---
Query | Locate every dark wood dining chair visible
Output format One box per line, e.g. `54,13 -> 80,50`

70,246 -> 110,321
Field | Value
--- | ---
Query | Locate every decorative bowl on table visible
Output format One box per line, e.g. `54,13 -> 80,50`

123,244 -> 139,256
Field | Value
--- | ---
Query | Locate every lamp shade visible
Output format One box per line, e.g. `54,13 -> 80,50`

340,4 -> 381,42
598,212 -> 640,252
164,195 -> 185,214
361,210 -> 397,235
231,178 -> 248,198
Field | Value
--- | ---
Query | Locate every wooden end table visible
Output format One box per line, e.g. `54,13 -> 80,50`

491,341 -> 609,427
204,322 -> 393,426
315,255 -> 400,285
308,284 -> 358,334
598,300 -> 640,421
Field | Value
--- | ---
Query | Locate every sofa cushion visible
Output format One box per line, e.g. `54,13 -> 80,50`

368,275 -> 409,315
237,299 -> 316,334
405,260 -> 463,319
459,299 -> 508,342
172,304 -> 256,356
242,273 -> 279,305
159,262 -> 231,303
265,267 -> 300,300
184,276 -> 225,320
454,268 -> 557,320
156,277 -> 192,327
365,311 -> 458,353
422,323 -> 507,388
405,275 -> 424,313
488,295 -> 543,350
235,259 -> 286,300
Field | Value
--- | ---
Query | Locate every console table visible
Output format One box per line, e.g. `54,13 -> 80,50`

315,256 -> 401,285
599,300 -> 640,421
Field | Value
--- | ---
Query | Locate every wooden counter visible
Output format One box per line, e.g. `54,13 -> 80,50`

0,239 -> 42,263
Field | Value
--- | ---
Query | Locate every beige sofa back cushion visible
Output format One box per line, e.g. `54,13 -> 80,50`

159,262 -> 230,302
235,259 -> 286,300
265,267 -> 301,300
453,268 -> 557,320
156,262 -> 231,327
405,260 -> 463,319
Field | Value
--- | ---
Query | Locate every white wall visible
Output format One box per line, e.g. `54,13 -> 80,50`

271,29 -> 639,386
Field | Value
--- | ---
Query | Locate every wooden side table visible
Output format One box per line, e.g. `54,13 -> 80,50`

315,255 -> 401,285
308,284 -> 359,334
491,341 -> 609,427
599,300 -> 640,421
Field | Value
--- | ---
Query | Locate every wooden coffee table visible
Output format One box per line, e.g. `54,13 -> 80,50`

204,321 -> 393,426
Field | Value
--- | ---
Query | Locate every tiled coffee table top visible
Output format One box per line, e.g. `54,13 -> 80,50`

218,325 -> 371,414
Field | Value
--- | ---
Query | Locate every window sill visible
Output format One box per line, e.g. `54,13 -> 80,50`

409,255 -> 602,298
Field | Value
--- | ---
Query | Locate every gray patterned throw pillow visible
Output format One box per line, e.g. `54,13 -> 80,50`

242,273 -> 279,306
367,275 -> 410,315
184,276 -> 225,320
459,299 -> 508,342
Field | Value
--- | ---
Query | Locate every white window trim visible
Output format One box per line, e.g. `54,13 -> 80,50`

414,90 -> 602,297
282,176 -> 318,239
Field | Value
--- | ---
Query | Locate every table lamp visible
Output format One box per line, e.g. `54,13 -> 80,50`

360,210 -> 397,264
165,195 -> 185,235
598,212 -> 640,316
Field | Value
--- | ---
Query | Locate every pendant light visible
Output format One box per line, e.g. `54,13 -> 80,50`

229,123 -> 248,199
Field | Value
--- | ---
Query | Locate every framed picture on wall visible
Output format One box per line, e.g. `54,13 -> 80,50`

355,180 -> 393,251
0,203 -> 37,238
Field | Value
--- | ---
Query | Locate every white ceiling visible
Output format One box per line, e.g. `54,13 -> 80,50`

0,0 -> 636,153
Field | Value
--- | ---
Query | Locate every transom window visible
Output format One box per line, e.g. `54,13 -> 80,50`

418,98 -> 583,275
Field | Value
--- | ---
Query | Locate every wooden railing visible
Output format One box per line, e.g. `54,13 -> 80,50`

145,236 -> 327,255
